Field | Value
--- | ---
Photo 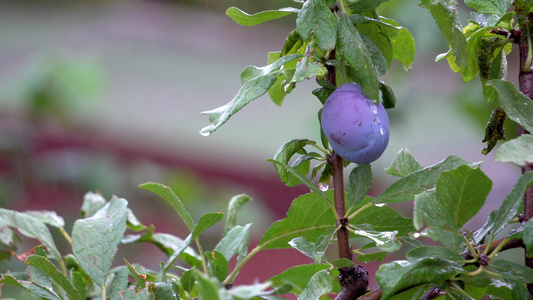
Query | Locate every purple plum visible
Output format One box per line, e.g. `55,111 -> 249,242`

321,83 -> 390,164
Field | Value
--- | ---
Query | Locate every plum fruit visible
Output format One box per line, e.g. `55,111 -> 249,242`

321,83 -> 390,164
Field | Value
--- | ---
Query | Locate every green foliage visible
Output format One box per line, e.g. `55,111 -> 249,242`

4,0 -> 533,299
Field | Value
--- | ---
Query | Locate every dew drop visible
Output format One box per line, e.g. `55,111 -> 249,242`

374,203 -> 385,207
200,131 -> 210,137
318,183 -> 329,191
413,232 -> 421,238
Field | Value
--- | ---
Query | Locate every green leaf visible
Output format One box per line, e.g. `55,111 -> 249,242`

376,155 -> 480,204
223,194 -> 251,236
271,139 -> 315,187
110,267 -> 128,300
486,278 -> 513,299
228,282 -> 271,299
388,285 -> 431,300
267,52 -> 288,106
420,1 -> 468,69
288,230 -> 334,262
290,45 -> 328,83
525,219 -> 533,257
195,271 -> 230,300
347,164 -> 372,209
140,182 -> 195,232
0,274 -> 62,300
379,81 -> 396,109
81,192 -> 106,218
149,282 -> 176,300
164,212 -> 223,270
449,26 -> 488,82
350,197 -> 415,237
122,228 -> 201,266
347,0 -> 390,12
352,227 -> 401,252
24,211 -> 64,228
126,208 -> 147,232
406,246 -> 464,262
226,6 -> 299,26
240,54 -> 301,84
206,251 -> 228,282
194,212 -> 224,239
436,165 -> 492,228
496,134 -> 533,166
125,260 -> 147,288
413,190 -> 464,252
268,159 -> 330,200
359,33 -> 388,75
490,171 -> 533,237
337,14 -> 379,102
297,269 -> 333,300
487,79 -> 533,132
26,255 -> 82,300
392,27 -> 416,71
72,197 -> 128,288
385,148 -> 423,177
200,74 -> 277,135
71,271 -> 87,300
377,257 -> 464,299
491,260 -> 533,283
120,287 -> 150,300
355,251 -> 387,263
215,224 -> 251,265
258,191 -> 336,250
0,209 -> 61,261
181,269 -> 196,293
267,264 -> 330,294
281,29 -> 304,57
332,258 -> 355,268
296,0 -> 337,51
464,0 -> 513,15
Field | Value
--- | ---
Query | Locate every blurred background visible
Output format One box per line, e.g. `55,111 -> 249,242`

0,0 -> 524,294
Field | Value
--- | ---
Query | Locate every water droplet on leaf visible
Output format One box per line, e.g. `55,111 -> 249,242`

318,183 -> 329,191
374,203 -> 385,207
200,131 -> 210,137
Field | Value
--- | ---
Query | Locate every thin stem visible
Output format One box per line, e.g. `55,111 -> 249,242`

195,239 -> 208,274
329,152 -> 351,260
102,283 -> 106,300
465,266 -> 484,277
482,234 -> 495,256
464,236 -> 479,260
59,227 -> 72,246
222,246 -> 262,285
346,202 -> 374,220
488,237 -> 512,260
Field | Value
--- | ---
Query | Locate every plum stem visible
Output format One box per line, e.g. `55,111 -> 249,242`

328,152 -> 351,260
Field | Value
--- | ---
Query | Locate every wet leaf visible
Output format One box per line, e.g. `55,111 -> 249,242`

376,155 -> 480,204
377,257 -> 463,299
337,14 -> 379,102
296,0 -> 337,51
226,6 -> 299,26
297,269 -> 333,300
495,134 -> 533,166
72,197 -> 128,288
487,79 -> 533,132
258,191 -> 336,250
385,148 -> 423,177
26,255 -> 82,300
